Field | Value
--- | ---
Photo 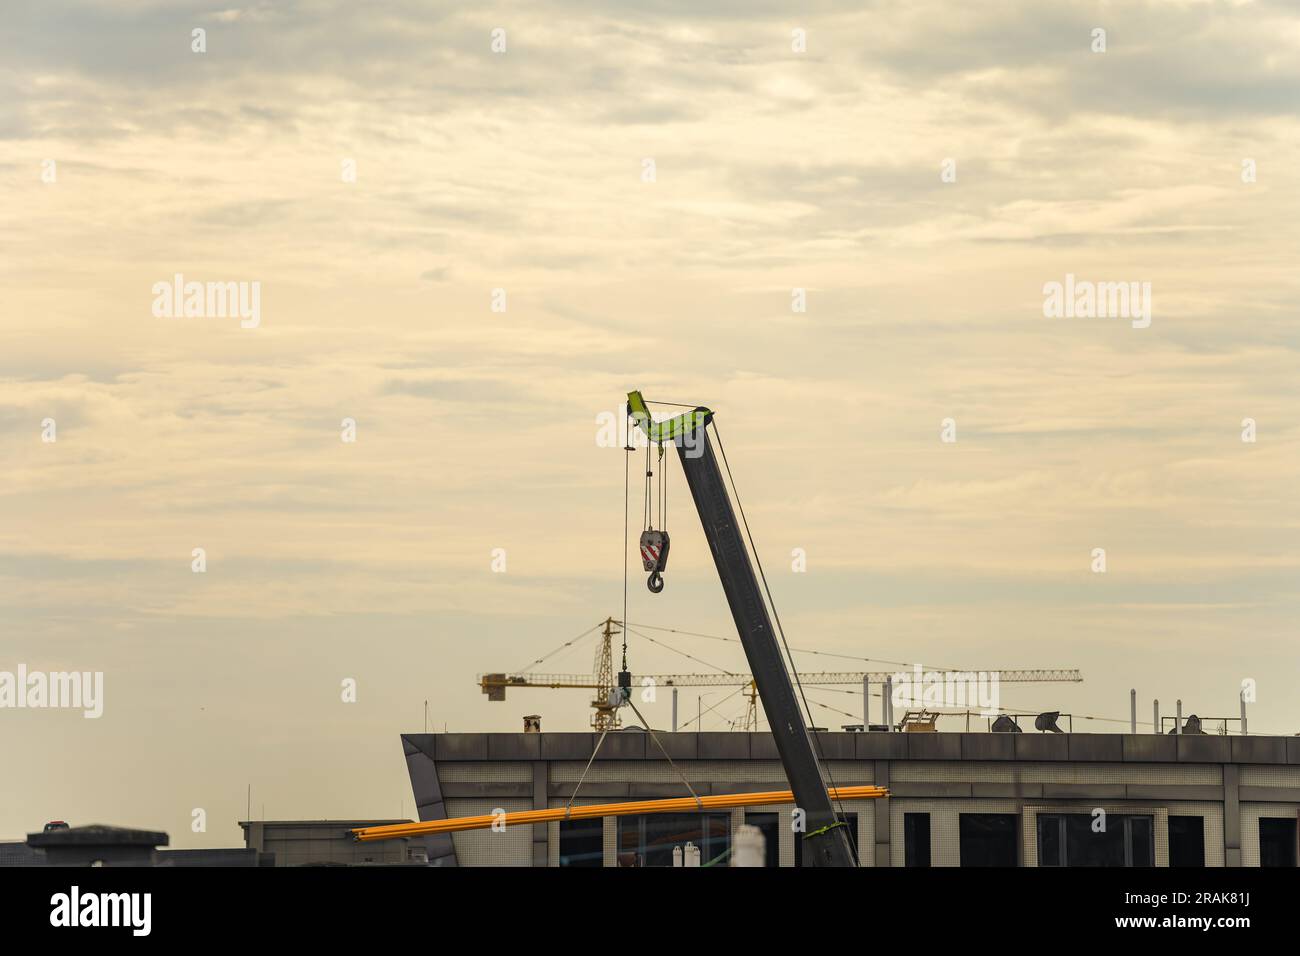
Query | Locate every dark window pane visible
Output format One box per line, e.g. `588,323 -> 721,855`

642,813 -> 704,868
1065,813 -> 1125,866
743,812 -> 780,867
1260,818 -> 1298,868
959,813 -> 1018,866
616,813 -> 730,868
1038,816 -> 1062,867
615,815 -> 638,867
1044,813 -> 1155,867
904,813 -> 931,868
1168,816 -> 1205,867
558,818 -> 603,867
1128,816 -> 1153,867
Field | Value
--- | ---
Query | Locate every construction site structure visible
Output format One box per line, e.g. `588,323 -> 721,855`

480,616 -> 1082,731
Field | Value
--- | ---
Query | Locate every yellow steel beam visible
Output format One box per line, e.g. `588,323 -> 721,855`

352,785 -> 888,842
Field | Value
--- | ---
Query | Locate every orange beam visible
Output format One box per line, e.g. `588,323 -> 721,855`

352,785 -> 888,842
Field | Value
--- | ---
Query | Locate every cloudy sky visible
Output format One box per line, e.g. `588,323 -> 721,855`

1,0 -> 1297,847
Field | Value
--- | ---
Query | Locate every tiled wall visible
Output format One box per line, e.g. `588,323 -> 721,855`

547,759 -> 873,785
445,797 -> 532,866
433,755 -> 1294,867
1239,765 -> 1300,787
439,761 -> 532,783
891,761 -> 1222,785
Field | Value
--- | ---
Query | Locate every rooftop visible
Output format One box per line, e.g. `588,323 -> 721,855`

406,731 -> 1300,765
26,824 -> 169,848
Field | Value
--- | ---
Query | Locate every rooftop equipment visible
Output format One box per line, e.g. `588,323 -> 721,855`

1034,711 -> 1064,733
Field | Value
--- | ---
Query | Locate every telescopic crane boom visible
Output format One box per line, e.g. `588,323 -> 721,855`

626,390 -> 857,867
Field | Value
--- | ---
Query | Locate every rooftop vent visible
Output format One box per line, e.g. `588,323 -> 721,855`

1167,714 -> 1205,735
1034,711 -> 1064,734
991,715 -> 1022,733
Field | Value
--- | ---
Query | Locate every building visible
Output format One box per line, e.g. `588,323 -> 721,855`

24,824 -> 169,867
157,847 -> 269,866
239,819 -> 430,866
400,730 -> 1300,867
0,824 -> 272,867
0,842 -> 45,867
1,821 -> 403,867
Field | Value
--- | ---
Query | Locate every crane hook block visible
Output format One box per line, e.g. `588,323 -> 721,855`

639,530 -> 670,593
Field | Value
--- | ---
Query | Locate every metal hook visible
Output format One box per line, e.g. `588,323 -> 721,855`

647,571 -> 664,593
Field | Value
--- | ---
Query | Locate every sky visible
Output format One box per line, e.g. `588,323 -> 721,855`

1,0 -> 1297,848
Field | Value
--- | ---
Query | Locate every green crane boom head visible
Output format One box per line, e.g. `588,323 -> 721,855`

626,390 -> 712,443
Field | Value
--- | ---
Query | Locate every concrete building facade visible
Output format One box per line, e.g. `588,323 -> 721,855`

402,731 -> 1300,867
239,819 -> 429,866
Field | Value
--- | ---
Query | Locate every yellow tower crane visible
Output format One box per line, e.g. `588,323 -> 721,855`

480,617 -> 1083,731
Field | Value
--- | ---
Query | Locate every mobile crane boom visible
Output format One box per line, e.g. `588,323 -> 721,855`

627,390 -> 857,867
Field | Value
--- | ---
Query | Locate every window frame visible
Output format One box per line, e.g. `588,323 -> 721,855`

616,811 -> 731,868
557,817 -> 605,868
1167,815 -> 1206,868
1258,816 -> 1298,868
1036,812 -> 1155,867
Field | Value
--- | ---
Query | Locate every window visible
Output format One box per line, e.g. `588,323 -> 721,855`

558,818 -> 604,868
616,812 -> 729,867
1259,818 -> 1297,868
1168,816 -> 1205,867
904,813 -> 931,867
743,812 -> 780,868
794,812 -> 856,867
1130,815 -> 1153,867
1037,814 -> 1154,867
960,814 -> 1018,866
